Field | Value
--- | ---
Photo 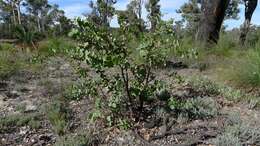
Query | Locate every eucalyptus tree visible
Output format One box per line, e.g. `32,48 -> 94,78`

87,0 -> 117,27
146,0 -> 161,32
0,0 -> 21,38
125,0 -> 145,32
0,0 -> 20,25
14,0 -> 22,25
127,0 -> 143,20
25,0 -> 48,32
197,0 -> 230,44
179,0 -> 240,41
177,0 -> 201,37
195,0 -> 242,45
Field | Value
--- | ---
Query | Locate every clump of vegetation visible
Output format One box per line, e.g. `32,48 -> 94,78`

232,47 -> 260,87
54,131 -> 96,146
15,25 -> 37,49
219,85 -> 244,102
210,33 -> 238,57
70,18 -> 178,126
0,43 -> 14,51
64,82 -> 89,101
0,51 -> 19,79
45,98 -> 71,135
212,114 -> 260,146
188,76 -> 220,95
168,96 -> 219,120
0,113 -> 42,133
0,48 -> 42,80
38,37 -> 76,56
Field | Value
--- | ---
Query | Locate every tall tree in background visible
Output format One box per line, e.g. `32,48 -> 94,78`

0,0 -> 22,25
14,0 -> 22,25
87,0 -> 116,27
0,0 -> 72,39
0,0 -> 22,38
178,0 -> 240,39
177,0 -> 201,37
196,0 -> 230,44
25,0 -> 69,34
146,0 -> 161,32
127,0 -> 143,21
125,0 -> 145,32
240,0 -> 258,45
25,0 -> 48,32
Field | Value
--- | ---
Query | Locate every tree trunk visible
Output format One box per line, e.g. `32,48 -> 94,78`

11,1 -> 17,25
138,0 -> 142,19
37,16 -> 41,32
196,0 -> 230,45
103,0 -> 109,27
41,16 -> 45,33
16,2 -> 22,25
137,0 -> 143,32
240,0 -> 257,45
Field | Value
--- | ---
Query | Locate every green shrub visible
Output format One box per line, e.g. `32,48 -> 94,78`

188,76 -> 220,95
232,48 -> 260,87
245,27 -> 260,47
168,97 -> 219,120
0,49 -> 41,79
45,98 -> 71,135
54,132 -> 95,146
0,43 -> 14,51
218,86 -> 244,102
210,33 -> 238,57
0,50 -> 23,79
38,37 -> 75,56
213,123 -> 260,146
64,83 -> 88,101
14,25 -> 37,49
70,18 -> 179,126
0,113 -> 41,133
213,133 -> 242,146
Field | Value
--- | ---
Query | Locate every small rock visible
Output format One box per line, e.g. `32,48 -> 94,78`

48,66 -> 56,71
60,63 -> 70,70
6,90 -> 20,99
158,125 -> 167,136
29,138 -> 37,145
19,126 -> 29,135
25,104 -> 37,112
144,121 -> 156,129
117,137 -> 125,145
173,90 -> 189,98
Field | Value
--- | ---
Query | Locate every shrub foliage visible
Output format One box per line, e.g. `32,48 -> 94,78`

70,18 -> 179,123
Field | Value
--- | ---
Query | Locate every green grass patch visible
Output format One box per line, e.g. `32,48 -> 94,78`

45,98 -> 71,135
0,43 -> 45,80
0,113 -> 42,133
38,37 -> 76,56
187,76 -> 260,108
232,48 -> 260,87
54,131 -> 95,146
0,43 -> 15,51
212,113 -> 260,146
